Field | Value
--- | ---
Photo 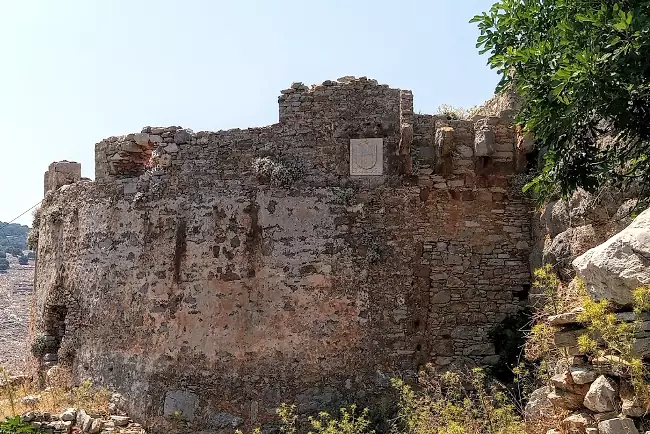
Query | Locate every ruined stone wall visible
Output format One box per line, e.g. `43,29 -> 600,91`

33,77 -> 533,433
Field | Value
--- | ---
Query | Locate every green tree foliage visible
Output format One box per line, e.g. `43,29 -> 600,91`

0,222 -> 29,253
17,255 -> 28,265
5,247 -> 22,257
0,416 -> 38,434
0,257 -> 8,271
472,1 -> 650,202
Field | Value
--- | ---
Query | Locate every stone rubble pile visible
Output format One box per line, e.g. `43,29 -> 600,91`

20,408 -> 145,434
16,392 -> 146,434
532,208 -> 650,434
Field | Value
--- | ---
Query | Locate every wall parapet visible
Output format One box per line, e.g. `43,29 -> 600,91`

93,77 -> 534,196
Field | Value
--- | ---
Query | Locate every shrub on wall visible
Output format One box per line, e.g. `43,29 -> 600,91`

252,157 -> 304,187
30,333 -> 49,358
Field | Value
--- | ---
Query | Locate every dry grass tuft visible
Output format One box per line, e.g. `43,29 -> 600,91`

0,366 -> 110,419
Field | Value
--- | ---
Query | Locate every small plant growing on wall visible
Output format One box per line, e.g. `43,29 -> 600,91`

30,333 -> 49,358
436,104 -> 479,120
410,146 -> 421,174
332,187 -> 356,206
251,157 -> 304,187
576,285 -> 650,399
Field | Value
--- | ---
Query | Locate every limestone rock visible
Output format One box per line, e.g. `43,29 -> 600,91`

544,225 -> 598,274
584,375 -> 619,412
474,124 -> 495,157
561,412 -> 594,434
435,127 -> 455,157
593,355 -> 631,378
548,388 -> 586,410
110,415 -> 130,426
76,409 -> 92,431
89,418 -> 103,433
109,392 -> 128,416
569,188 -> 622,225
594,412 -> 618,422
49,420 -> 72,433
573,207 -> 650,306
542,200 -> 570,238
570,366 -> 598,385
598,417 -> 639,434
164,143 -> 179,153
548,307 -> 584,326
551,371 -> 590,396
554,329 -> 584,356
20,412 -> 35,423
524,386 -> 553,420
60,408 -> 77,421
620,381 -> 648,417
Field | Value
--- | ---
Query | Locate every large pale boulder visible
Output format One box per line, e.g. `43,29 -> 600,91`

573,207 -> 650,306
525,386 -> 554,420
584,375 -> 619,412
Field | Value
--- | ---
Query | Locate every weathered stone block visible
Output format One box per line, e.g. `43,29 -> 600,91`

163,390 -> 199,421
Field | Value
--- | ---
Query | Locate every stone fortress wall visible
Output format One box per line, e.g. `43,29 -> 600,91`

33,76 -> 534,432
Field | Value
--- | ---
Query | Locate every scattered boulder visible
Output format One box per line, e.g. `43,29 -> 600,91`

598,417 -> 639,434
548,388 -> 587,411
89,418 -> 103,433
542,200 -> 570,238
551,371 -> 590,396
573,207 -> 650,306
60,408 -> 76,421
561,412 -> 594,434
584,375 -> 619,412
548,307 -> 584,326
110,415 -> 131,427
543,225 -> 597,275
524,386 -> 553,420
620,381 -> 648,417
570,366 -> 598,385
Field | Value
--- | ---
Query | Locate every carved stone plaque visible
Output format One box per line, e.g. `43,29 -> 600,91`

350,138 -> 383,175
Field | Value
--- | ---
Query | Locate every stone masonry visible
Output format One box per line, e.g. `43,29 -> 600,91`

32,77 -> 534,433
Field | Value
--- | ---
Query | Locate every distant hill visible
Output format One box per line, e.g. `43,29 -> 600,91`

0,222 -> 29,253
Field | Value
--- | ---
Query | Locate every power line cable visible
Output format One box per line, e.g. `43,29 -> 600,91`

0,200 -> 43,234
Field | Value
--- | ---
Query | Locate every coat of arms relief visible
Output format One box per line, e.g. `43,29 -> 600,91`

349,138 -> 383,175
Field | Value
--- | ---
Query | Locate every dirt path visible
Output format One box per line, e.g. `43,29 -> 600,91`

0,256 -> 34,374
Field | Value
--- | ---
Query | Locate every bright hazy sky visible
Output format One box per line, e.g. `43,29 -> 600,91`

0,0 -> 498,226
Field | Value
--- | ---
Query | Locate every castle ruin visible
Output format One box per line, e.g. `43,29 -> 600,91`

33,77 -> 534,432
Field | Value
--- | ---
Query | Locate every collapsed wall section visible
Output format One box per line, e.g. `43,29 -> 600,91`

33,77 -> 533,433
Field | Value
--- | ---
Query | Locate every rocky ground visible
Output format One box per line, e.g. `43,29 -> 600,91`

0,255 -> 34,373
